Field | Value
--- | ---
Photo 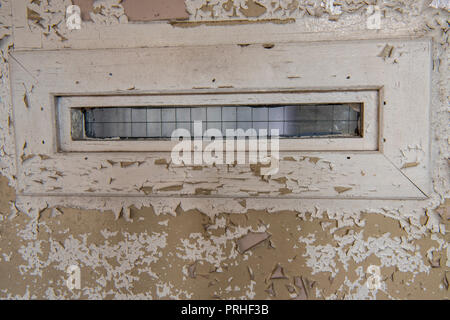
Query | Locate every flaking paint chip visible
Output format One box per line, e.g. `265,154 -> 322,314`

157,184 -> 183,192
265,283 -> 276,297
154,159 -> 168,165
121,0 -> 189,22
236,231 -> 271,253
27,8 -> 42,23
72,0 -> 94,21
286,284 -> 296,294
247,266 -> 254,280
401,162 -> 419,169
120,161 -> 137,168
239,0 -> 267,17
140,186 -> 153,195
334,186 -> 352,194
293,276 -> 308,300
435,202 -> 449,221
444,272 -> 449,290
107,160 -> 117,166
378,44 -> 394,60
270,264 -> 287,279
188,262 -> 197,279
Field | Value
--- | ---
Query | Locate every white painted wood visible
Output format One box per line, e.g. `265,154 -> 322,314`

11,13 -> 429,52
57,90 -> 377,152
11,0 -> 42,49
9,39 -> 431,199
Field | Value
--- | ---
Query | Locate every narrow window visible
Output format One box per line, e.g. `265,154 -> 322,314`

73,103 -> 362,140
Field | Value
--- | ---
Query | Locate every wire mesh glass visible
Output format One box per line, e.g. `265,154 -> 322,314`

82,104 -> 362,139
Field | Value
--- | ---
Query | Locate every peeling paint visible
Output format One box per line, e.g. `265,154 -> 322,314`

0,0 -> 448,300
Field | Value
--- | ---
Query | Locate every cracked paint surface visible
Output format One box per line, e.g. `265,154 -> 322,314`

0,0 -> 448,299
0,174 -> 448,299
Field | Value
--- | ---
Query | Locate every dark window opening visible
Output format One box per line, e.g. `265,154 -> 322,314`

73,103 -> 362,140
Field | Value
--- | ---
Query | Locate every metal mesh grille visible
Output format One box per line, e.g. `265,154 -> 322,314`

82,104 -> 361,139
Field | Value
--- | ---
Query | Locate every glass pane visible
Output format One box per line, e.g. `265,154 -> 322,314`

82,103 -> 362,139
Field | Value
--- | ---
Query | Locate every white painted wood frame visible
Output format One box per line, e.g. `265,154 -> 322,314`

57,90 -> 377,152
10,39 -> 432,199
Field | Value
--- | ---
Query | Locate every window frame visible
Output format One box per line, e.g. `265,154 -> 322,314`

10,39 -> 431,199
57,89 -> 378,152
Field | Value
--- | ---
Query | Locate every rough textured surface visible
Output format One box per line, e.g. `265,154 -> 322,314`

73,0 -> 189,22
121,0 -> 189,21
0,0 -> 448,299
0,175 -> 448,299
72,0 -> 94,21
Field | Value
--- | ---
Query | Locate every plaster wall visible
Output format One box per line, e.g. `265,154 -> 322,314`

0,0 -> 448,299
